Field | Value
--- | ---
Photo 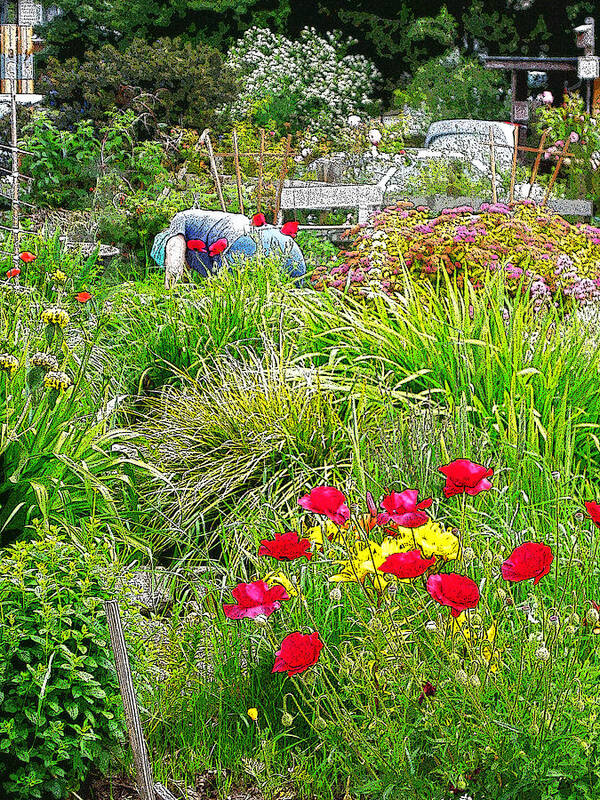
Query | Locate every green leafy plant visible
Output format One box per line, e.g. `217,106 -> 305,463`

394,50 -> 510,123
0,529 -> 128,800
533,91 -> 600,202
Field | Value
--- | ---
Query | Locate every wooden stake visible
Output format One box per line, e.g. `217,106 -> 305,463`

105,600 -> 179,800
509,124 -> 519,204
542,139 -> 571,207
529,130 -> 548,187
232,128 -> 244,215
203,131 -> 226,212
257,128 -> 265,214
9,66 -> 20,270
489,126 -> 497,204
105,600 -> 155,800
273,133 -> 292,225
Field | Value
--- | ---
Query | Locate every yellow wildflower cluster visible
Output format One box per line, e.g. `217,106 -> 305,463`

52,270 -> 67,283
329,537 -> 407,589
41,307 -> 70,328
43,370 -> 72,391
327,519 -> 460,590
31,352 -> 59,371
404,520 -> 460,562
0,352 -> 19,376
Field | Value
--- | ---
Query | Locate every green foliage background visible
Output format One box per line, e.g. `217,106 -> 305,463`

38,0 -> 597,92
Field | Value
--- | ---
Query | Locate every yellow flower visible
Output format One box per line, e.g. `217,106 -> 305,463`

41,307 -> 70,328
303,518 -> 346,547
247,707 -> 258,721
329,538 -> 408,591
412,520 -> 460,561
0,353 -> 19,376
451,613 -> 500,674
264,570 -> 297,597
52,270 -> 67,283
43,370 -> 72,391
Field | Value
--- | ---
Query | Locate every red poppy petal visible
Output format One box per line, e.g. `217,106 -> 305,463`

281,221 -> 299,237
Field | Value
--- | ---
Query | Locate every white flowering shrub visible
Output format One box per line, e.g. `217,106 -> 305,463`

225,27 -> 381,134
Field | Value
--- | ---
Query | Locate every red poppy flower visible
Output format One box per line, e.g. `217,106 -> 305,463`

379,549 -> 435,579
76,291 -> 92,303
187,239 -> 207,252
417,681 -> 436,704
298,486 -> 350,526
426,573 -> 480,617
252,213 -> 266,227
209,238 -> 228,257
19,251 -> 36,263
501,542 -> 553,585
272,631 -> 323,676
6,267 -> 20,279
281,221 -> 299,238
222,579 -> 289,620
258,530 -> 312,561
584,501 -> 600,529
438,459 -> 494,498
378,489 -> 432,528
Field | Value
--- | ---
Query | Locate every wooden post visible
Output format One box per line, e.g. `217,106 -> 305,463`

529,130 -> 548,187
542,139 -> 571,206
509,124 -> 519,204
489,126 -> 497,204
203,131 -> 226,212
8,61 -> 19,273
232,128 -> 244,215
273,134 -> 292,225
105,600 -> 155,800
257,128 -> 265,214
104,602 -> 178,800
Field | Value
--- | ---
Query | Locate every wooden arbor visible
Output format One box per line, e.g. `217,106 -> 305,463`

483,55 -> 578,148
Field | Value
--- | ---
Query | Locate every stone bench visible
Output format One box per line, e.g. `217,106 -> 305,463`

280,169 -> 397,224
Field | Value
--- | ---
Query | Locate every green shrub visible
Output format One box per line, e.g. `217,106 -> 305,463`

39,37 -> 239,135
394,50 -> 510,123
0,530 -> 127,800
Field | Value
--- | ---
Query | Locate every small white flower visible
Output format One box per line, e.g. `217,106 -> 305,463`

535,645 -> 551,662
347,114 -> 361,127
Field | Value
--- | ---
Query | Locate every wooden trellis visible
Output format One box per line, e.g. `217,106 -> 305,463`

488,125 -> 576,207
199,128 -> 294,223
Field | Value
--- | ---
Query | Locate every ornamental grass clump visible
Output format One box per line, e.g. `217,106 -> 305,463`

311,201 -> 600,308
